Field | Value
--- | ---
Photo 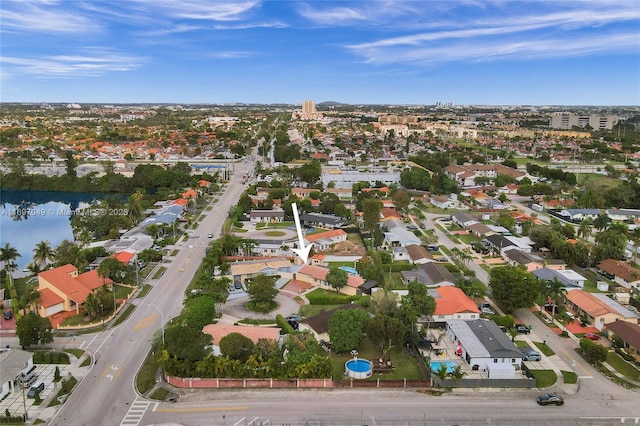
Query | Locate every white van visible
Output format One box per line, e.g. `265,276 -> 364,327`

20,372 -> 38,388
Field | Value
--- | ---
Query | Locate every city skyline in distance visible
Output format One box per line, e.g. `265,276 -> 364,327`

1,0 -> 639,106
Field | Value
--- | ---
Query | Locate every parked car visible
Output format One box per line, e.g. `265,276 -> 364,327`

537,393 -> 564,406
584,333 -> 601,341
208,233 -> 213,238
478,302 -> 491,310
516,325 -> 531,334
287,314 -> 302,322
27,381 -> 45,398
3,311 -> 13,320
481,307 -> 496,315
234,282 -> 243,290
521,348 -> 542,361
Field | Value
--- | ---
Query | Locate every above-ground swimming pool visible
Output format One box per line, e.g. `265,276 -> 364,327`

430,360 -> 459,374
345,358 -> 373,379
339,266 -> 359,276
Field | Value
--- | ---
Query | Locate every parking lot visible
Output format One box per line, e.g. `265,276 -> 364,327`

0,363 -> 59,418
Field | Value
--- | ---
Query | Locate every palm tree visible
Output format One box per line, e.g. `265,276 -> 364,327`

631,228 -> 640,263
127,192 -> 144,225
546,278 -> 567,320
33,240 -> 55,270
577,218 -> 593,240
593,214 -> 610,232
0,243 -> 21,288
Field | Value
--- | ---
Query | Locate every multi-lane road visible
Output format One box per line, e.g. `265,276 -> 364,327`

48,161 -> 253,426
47,167 -> 640,426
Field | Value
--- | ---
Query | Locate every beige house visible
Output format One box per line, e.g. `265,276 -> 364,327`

37,264 -> 112,318
228,258 -> 292,284
566,289 -> 639,331
295,264 -> 364,296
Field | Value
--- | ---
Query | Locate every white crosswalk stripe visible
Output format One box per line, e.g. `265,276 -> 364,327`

120,400 -> 152,426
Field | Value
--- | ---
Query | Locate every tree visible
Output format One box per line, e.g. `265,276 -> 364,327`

326,266 -> 348,294
328,308 -> 369,353
164,325 -> 211,362
362,198 -> 383,246
53,366 -> 61,382
544,278 -> 567,320
97,257 -> 124,284
0,243 -> 20,288
593,214 -> 610,232
32,240 -> 55,270
365,315 -> 405,354
219,332 -> 255,363
489,266 -> 538,313
183,295 -> 217,331
245,274 -> 278,312
16,314 -> 53,349
579,338 -> 608,365
392,189 -> 411,211
405,281 -> 436,318
65,150 -> 77,179
577,218 -> 593,240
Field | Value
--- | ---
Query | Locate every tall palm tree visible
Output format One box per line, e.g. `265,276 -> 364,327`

0,243 -> 21,288
546,277 -> 567,320
593,214 -> 610,232
33,240 -> 55,270
577,218 -> 593,240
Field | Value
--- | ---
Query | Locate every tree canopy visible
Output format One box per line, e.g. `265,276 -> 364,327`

489,266 -> 538,313
328,308 -> 369,353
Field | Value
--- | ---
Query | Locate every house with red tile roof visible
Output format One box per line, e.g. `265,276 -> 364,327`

296,264 -> 365,296
111,251 -> 136,266
37,264 -> 112,318
428,286 -> 480,322
202,324 -> 281,350
304,229 -> 347,250
566,289 -> 639,331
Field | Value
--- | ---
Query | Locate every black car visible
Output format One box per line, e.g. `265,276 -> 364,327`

4,311 -> 13,320
537,393 -> 564,406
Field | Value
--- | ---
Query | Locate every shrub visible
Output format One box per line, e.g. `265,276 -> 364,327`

489,314 -> 514,329
276,314 -> 296,335
579,338 -> 608,364
306,290 -> 359,305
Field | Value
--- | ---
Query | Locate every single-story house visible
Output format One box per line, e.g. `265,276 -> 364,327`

401,262 -> 456,287
37,264 -> 113,318
251,239 -> 296,257
0,349 -> 34,402
451,212 -> 479,228
446,319 -> 523,373
295,264 -> 365,296
430,195 -> 456,209
566,289 -> 639,331
299,213 -> 345,229
467,223 -> 495,238
249,210 -> 285,223
229,258 -> 292,284
426,286 -> 481,322
532,267 -> 587,288
597,259 -> 640,290
392,247 -> 410,261
504,249 -> 566,272
383,221 -> 422,248
603,321 -> 640,362
304,229 -> 348,251
202,324 -> 281,356
405,244 -> 433,264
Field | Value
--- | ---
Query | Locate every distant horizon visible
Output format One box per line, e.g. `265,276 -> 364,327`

2,1 -> 639,105
2,101 -> 639,108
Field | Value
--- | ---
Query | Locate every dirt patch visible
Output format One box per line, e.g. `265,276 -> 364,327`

329,240 -> 366,256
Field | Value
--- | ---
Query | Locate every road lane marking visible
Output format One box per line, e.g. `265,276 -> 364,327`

120,399 -> 152,426
156,405 -> 248,413
134,314 -> 157,331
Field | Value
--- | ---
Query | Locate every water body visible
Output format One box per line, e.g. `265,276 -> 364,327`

0,189 -> 124,271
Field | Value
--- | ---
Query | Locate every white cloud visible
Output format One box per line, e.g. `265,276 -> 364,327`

206,51 -> 257,59
132,0 -> 261,21
297,1 -> 421,26
1,51 -> 145,77
0,0 -> 98,34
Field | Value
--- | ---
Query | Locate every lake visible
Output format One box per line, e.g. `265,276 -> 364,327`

0,189 -> 121,272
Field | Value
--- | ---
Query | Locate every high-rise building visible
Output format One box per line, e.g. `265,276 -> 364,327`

302,100 -> 316,115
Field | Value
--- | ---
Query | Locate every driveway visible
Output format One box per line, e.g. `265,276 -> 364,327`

219,293 -> 300,320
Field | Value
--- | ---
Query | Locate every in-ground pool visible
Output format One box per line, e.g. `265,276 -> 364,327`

345,358 -> 373,379
430,360 -> 458,374
339,266 -> 359,276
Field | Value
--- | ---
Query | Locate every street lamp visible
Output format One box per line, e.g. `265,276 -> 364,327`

148,303 -> 165,345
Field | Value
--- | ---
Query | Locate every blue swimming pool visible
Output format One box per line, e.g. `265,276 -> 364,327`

345,358 -> 373,379
339,266 -> 359,276
430,360 -> 458,374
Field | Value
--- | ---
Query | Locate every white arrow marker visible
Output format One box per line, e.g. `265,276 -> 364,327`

291,203 -> 313,264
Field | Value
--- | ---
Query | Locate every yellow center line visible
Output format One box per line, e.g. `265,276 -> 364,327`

156,405 -> 248,413
555,343 -> 591,375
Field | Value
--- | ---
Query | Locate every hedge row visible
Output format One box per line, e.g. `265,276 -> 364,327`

275,314 -> 296,335
306,290 -> 359,305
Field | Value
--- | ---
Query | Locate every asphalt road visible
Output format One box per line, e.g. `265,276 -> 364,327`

48,161 -> 253,426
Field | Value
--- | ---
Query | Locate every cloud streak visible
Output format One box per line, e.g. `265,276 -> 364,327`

1,50 -> 145,77
1,0 -> 98,34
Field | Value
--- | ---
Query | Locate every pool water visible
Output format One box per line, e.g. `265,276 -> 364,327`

346,359 -> 371,372
430,361 -> 458,374
339,266 -> 359,276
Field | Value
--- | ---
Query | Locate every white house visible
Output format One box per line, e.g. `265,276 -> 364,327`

446,319 -> 523,372
0,350 -> 34,402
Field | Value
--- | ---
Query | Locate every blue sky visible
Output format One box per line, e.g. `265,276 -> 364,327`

1,0 -> 639,105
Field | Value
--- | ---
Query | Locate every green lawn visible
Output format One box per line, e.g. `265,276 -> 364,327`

113,304 -> 136,327
114,284 -> 132,299
328,338 -> 424,381
137,284 -> 152,299
152,267 -> 167,280
136,351 -> 159,394
299,304 -> 343,318
607,352 -> 640,382
80,356 -> 92,367
149,388 -> 170,401
561,370 -> 578,384
387,272 -> 407,290
139,265 -> 155,279
457,234 -> 481,244
533,342 -> 555,357
529,370 -> 557,388
63,348 -> 85,359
